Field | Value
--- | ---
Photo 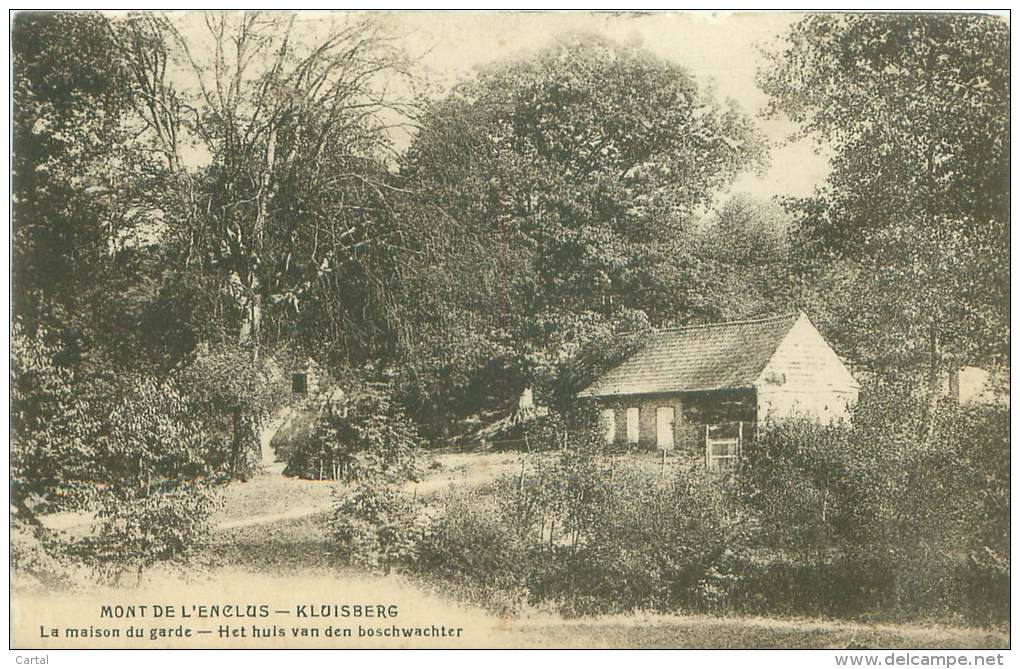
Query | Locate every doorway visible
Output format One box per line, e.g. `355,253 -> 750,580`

655,406 -> 675,449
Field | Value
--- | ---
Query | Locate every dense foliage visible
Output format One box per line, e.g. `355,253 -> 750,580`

11,323 -> 226,582
288,380 -> 422,482
393,34 -> 768,433
11,10 -> 416,581
319,379 -> 424,573
738,389 -> 1009,622
409,392 -> 1008,624
760,13 -> 1009,396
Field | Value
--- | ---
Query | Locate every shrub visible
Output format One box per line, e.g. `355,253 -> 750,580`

414,432 -> 757,618
526,462 -> 757,616
323,379 -> 425,572
409,385 -> 1008,624
413,482 -> 533,615
329,484 -> 423,574
177,344 -> 286,480
12,324 -> 230,583
288,380 -> 421,483
71,486 -> 220,584
733,384 -> 1009,623
11,322 -> 98,517
737,418 -> 857,555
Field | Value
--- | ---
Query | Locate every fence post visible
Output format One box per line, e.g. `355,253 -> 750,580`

738,421 -> 743,459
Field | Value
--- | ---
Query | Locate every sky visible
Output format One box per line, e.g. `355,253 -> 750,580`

383,10 -> 831,203
168,11 -> 831,205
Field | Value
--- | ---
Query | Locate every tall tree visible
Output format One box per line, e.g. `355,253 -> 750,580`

11,12 -> 146,349
117,12 -> 419,473
693,194 -> 796,320
760,14 -> 1009,422
121,12 -> 415,354
395,34 -> 766,428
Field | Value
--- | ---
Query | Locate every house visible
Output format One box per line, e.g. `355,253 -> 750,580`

290,357 -> 324,397
948,365 -> 1008,406
577,311 -> 859,469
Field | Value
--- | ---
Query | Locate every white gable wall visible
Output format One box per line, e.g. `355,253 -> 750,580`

754,313 -> 859,424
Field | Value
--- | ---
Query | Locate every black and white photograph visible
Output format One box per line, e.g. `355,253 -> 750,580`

7,8 -> 1011,655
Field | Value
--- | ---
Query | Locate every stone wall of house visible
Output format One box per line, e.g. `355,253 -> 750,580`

598,388 -> 756,453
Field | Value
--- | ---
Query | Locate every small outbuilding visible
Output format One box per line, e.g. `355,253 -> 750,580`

578,311 -> 859,469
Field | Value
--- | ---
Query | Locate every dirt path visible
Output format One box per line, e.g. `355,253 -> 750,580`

217,505 -> 324,530
212,454 -> 519,530
37,452 -> 521,534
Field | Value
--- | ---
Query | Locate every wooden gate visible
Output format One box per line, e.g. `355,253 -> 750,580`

705,421 -> 745,472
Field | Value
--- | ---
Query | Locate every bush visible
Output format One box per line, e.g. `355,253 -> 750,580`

11,324 -> 230,583
11,322 -> 98,517
329,484 -> 423,574
287,380 -> 421,483
71,486 -> 220,584
177,344 -> 286,480
413,430 -> 757,617
323,379 -> 425,573
525,462 -> 756,616
733,384 -> 1009,623
737,418 -> 858,555
407,385 -> 1008,624
413,482 -> 533,616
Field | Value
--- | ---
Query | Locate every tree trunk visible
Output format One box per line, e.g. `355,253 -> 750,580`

238,293 -> 262,351
254,124 -> 278,249
223,121 -> 279,480
924,324 -> 941,445
510,385 -> 536,424
229,271 -> 264,480
229,407 -> 245,480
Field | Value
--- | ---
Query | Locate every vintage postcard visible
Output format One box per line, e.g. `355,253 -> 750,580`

9,9 -> 1010,654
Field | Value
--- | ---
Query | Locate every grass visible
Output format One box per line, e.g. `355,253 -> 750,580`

212,472 -> 340,524
209,511 -> 338,574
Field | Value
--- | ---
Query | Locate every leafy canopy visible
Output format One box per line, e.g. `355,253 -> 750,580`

396,34 -> 767,425
759,14 -> 1009,373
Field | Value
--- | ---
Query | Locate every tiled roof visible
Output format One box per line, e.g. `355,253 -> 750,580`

578,312 -> 801,398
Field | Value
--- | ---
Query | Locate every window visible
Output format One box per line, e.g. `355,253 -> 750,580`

292,372 -> 308,394
626,407 -> 640,443
601,408 -> 616,444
